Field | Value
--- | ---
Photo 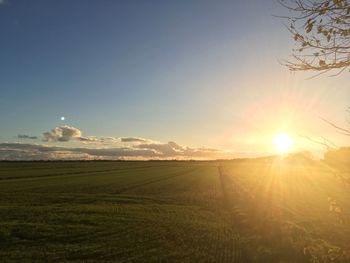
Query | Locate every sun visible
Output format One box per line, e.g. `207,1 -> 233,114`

272,133 -> 294,154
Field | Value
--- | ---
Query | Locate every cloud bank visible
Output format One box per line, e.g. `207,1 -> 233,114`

41,126 -> 151,145
0,141 -> 233,161
2,125 -> 236,160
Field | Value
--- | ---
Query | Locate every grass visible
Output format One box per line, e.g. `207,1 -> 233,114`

0,159 -> 349,262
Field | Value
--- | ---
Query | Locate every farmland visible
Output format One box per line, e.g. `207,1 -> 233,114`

0,158 -> 349,262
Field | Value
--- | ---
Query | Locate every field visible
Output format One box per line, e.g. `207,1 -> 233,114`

0,158 -> 349,262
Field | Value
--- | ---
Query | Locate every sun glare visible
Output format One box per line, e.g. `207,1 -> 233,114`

273,133 -> 294,154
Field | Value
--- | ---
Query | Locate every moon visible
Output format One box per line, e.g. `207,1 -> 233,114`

60,116 -> 65,121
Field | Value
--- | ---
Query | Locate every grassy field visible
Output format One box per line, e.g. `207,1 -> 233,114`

0,158 -> 349,262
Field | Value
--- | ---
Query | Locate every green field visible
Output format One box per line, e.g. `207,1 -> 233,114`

0,159 -> 349,262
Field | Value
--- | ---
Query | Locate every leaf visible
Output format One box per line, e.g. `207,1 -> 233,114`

306,24 -> 313,33
333,0 -> 342,8
341,30 -> 349,37
319,60 -> 326,66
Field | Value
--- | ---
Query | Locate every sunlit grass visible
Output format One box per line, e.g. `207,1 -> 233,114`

0,160 -> 349,262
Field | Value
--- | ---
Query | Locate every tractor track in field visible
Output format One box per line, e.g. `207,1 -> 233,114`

113,167 -> 200,194
0,164 -> 183,182
218,165 -> 233,207
217,165 -> 245,263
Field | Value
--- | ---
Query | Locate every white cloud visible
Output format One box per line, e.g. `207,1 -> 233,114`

121,137 -> 151,143
78,136 -> 120,144
17,134 -> 38,140
138,142 -> 182,156
43,125 -> 82,142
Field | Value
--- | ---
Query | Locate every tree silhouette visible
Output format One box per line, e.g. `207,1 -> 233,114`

280,0 -> 350,75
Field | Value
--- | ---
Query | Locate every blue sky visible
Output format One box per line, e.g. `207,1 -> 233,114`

0,0 -> 349,159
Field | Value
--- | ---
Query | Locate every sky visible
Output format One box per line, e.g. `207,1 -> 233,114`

0,0 -> 349,160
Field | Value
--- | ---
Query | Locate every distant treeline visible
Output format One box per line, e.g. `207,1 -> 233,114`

1,148 -> 348,166
0,159 -> 212,163
324,147 -> 350,171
